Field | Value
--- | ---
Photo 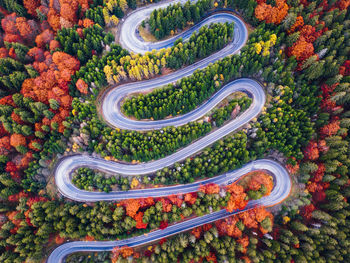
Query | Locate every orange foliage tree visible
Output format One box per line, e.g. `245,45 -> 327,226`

0,47 -> 8,58
288,16 -> 304,34
15,17 -> 39,43
35,29 -> 54,48
255,0 -> 289,25
10,134 -> 26,148
184,192 -> 197,205
216,216 -> 242,238
337,0 -> 350,10
60,3 -> 78,24
303,141 -> 319,160
237,236 -> 250,253
288,36 -> 314,62
27,47 -> 45,62
191,226 -> 202,239
206,252 -> 217,262
55,235 -> 65,244
0,136 -> 11,155
81,18 -> 94,28
168,195 -> 183,207
240,207 -> 273,234
247,171 -> 273,195
286,161 -> 299,175
138,197 -> 155,208
226,184 -> 248,212
160,198 -> 172,212
49,39 -> 61,51
199,183 -> 220,195
320,120 -> 340,137
120,199 -> 140,218
135,212 -> 148,229
112,246 -> 134,262
23,0 -> 41,17
76,79 -> 89,94
47,8 -> 61,31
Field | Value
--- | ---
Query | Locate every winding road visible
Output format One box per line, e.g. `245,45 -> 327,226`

48,1 -> 292,262
104,12 -> 247,130
49,160 -> 291,262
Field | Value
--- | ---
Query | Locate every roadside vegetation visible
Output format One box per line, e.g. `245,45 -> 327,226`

72,21 -> 234,94
1,174 -> 272,261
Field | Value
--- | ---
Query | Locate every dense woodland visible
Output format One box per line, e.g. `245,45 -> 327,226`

73,21 -> 234,94
1,173 -> 271,261
0,0 -> 348,262
147,0 -> 215,39
73,96 -> 252,192
122,31 -> 272,120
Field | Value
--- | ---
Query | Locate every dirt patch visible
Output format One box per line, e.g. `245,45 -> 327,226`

139,25 -> 157,42
215,92 -> 248,109
138,21 -> 193,43
46,176 -> 60,199
247,23 -> 255,35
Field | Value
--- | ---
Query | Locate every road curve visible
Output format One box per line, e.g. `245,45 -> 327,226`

104,12 -> 247,130
120,0 -> 228,54
48,160 -> 291,263
49,1 -> 292,262
57,78 -> 265,201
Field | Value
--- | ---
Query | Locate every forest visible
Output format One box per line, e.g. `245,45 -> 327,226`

0,0 -> 348,262
147,0 -> 215,39
1,173 -> 272,260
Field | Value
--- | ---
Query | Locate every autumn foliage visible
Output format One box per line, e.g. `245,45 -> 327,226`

288,16 -> 304,34
300,56 -> 349,222
0,0 -> 90,179
184,192 -> 197,205
138,204 -> 273,261
288,21 -> 327,63
23,0 -> 41,17
112,246 -> 134,262
20,51 -> 79,132
199,183 -> 220,194
10,134 -> 26,148
226,184 -> 248,212
337,0 -> 350,10
55,235 -> 65,244
76,79 -> 89,94
247,171 -> 273,196
216,216 -> 242,238
35,29 -> 54,48
1,13 -> 39,44
321,83 -> 343,113
304,141 -> 320,160
217,207 -> 273,240
0,4 -> 97,236
255,0 -> 289,25
320,120 -> 340,137
300,203 -> 316,220
135,212 -> 148,229
0,136 -> 11,154
288,36 -> 314,62
168,194 -> 183,207
120,198 -> 141,218
159,220 -> 169,229
107,175 -> 273,241
339,60 -> 350,76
